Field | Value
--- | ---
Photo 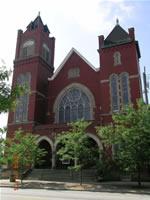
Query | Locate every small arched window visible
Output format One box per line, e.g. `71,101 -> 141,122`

113,51 -> 121,66
120,73 -> 130,105
42,43 -> 50,63
15,73 -> 31,123
58,88 -> 91,123
110,74 -> 119,111
21,40 -> 35,58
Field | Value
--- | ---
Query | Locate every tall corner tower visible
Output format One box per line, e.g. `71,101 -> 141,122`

98,20 -> 142,119
7,14 -> 55,136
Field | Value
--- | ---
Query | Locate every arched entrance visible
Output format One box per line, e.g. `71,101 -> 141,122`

35,140 -> 52,168
82,137 -> 100,169
54,133 -> 102,169
55,142 -> 74,169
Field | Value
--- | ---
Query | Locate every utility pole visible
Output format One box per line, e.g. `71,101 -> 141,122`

143,66 -> 149,104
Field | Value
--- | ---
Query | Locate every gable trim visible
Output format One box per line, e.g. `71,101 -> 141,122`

48,48 -> 98,81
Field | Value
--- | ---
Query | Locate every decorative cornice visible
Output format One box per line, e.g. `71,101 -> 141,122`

129,74 -> 139,79
100,79 -> 109,83
8,121 -> 36,126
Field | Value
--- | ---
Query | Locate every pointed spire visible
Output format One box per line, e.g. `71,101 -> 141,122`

116,18 -> 119,26
37,11 -> 41,26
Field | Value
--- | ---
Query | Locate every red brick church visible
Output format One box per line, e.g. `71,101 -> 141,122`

7,15 -> 142,168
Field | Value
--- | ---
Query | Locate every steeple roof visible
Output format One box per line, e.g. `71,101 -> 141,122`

104,24 -> 130,46
26,14 -> 50,33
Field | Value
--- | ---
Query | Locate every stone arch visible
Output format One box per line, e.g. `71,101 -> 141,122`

36,136 -> 54,168
86,132 -> 103,163
53,83 -> 96,123
37,136 -> 53,150
86,133 -> 103,150
54,132 -> 103,169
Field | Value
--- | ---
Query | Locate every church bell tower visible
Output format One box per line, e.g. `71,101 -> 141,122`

7,14 -> 55,135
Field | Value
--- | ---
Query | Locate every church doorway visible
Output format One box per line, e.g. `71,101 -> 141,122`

82,137 -> 100,169
35,140 -> 52,168
55,143 -> 73,169
55,135 -> 100,169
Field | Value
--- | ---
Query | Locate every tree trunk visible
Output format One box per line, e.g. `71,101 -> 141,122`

9,168 -> 15,182
80,168 -> 83,186
137,165 -> 142,187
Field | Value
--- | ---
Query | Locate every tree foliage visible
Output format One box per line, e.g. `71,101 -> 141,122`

57,120 -> 92,168
0,129 -> 45,181
97,100 -> 150,186
0,65 -> 25,113
0,128 -> 6,165
57,120 -> 100,184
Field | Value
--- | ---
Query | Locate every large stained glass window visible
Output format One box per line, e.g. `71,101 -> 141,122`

15,73 -> 31,123
58,88 -> 91,123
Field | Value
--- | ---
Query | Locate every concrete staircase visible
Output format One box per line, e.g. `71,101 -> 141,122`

26,169 -> 97,183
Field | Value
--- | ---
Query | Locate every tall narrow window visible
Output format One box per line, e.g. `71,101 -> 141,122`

15,73 -> 31,123
110,74 -> 119,111
58,88 -> 91,123
110,73 -> 130,112
120,73 -> 130,105
21,40 -> 35,58
113,51 -> 121,66
42,43 -> 50,63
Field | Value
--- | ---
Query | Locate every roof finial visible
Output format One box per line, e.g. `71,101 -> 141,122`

38,11 -> 40,17
116,18 -> 119,25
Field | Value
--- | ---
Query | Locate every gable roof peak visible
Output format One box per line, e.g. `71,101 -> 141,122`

48,48 -> 98,81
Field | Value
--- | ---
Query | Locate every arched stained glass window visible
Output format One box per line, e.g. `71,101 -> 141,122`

58,88 -> 91,123
65,106 -> 70,122
21,40 -> 35,58
78,104 -> 83,119
110,74 -> 119,111
120,73 -> 130,105
15,73 -> 31,123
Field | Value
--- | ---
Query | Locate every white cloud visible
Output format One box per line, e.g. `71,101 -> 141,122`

29,0 -> 135,34
45,0 -> 135,34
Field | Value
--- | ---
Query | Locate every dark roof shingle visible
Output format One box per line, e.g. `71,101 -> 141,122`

104,24 -> 130,46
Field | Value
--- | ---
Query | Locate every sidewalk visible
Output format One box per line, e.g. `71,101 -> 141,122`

0,179 -> 150,194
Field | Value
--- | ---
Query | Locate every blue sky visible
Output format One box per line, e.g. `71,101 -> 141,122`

0,0 -> 150,129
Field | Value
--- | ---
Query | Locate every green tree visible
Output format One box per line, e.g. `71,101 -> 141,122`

1,129 -> 45,183
0,128 -> 6,166
97,100 -> 150,186
0,65 -> 25,113
57,120 -> 94,184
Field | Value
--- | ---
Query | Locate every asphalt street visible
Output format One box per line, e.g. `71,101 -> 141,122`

1,187 -> 150,200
